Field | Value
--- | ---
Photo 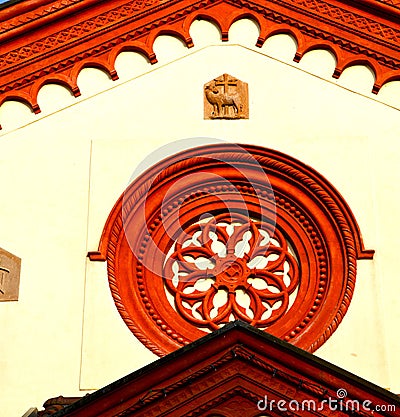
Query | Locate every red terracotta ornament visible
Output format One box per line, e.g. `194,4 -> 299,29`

90,144 -> 373,356
1,0 -> 400,123
41,322 -> 400,417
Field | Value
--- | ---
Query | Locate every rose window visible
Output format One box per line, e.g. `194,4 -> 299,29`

164,213 -> 299,330
91,143 -> 374,356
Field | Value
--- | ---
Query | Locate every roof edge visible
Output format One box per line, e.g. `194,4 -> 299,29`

51,321 -> 400,417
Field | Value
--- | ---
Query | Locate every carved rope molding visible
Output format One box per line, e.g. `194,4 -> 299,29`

0,0 -> 400,122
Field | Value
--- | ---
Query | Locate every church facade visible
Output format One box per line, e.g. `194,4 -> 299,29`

0,0 -> 400,415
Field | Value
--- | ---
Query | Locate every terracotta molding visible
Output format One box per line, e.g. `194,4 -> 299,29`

0,0 -> 400,120
283,0 -> 400,48
45,322 -> 400,417
0,0 -> 57,21
348,0 -> 400,17
0,0 -> 84,40
115,345 -> 349,416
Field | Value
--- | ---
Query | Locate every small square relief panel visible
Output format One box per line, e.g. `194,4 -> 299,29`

0,247 -> 21,301
204,73 -> 249,120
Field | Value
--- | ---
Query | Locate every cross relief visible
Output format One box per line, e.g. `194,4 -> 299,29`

214,73 -> 238,94
204,73 -> 249,120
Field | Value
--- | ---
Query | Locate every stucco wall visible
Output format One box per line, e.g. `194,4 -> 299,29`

1,19 -> 399,416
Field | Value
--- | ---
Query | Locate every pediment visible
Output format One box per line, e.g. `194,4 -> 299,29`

48,321 -> 400,417
1,0 -> 400,122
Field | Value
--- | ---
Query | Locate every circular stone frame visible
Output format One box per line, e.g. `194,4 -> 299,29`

90,144 -> 373,356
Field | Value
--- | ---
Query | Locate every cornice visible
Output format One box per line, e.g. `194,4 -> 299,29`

49,322 -> 400,417
0,0 -> 83,38
349,0 -> 400,16
375,0 -> 400,7
0,0 -> 399,121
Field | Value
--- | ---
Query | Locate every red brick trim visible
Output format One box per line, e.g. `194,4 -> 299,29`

0,0 -> 400,126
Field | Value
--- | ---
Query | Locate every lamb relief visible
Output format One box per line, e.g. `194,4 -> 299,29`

204,74 -> 249,119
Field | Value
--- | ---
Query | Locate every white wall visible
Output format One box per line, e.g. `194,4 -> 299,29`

1,19 -> 399,416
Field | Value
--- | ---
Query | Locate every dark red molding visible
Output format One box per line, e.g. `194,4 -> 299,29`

49,322 -> 400,417
91,144 -> 373,356
0,0 -> 400,121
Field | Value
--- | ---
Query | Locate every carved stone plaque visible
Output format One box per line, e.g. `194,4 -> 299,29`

204,73 -> 249,120
0,247 -> 21,301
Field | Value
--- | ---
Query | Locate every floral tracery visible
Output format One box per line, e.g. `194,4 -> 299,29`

164,213 -> 299,330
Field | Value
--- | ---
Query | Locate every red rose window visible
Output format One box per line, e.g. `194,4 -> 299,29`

164,213 -> 299,330
90,143 -> 373,356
